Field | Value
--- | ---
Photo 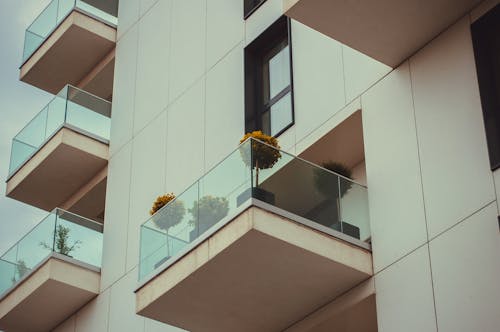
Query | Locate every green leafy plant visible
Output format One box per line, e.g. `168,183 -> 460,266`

40,224 -> 81,257
314,161 -> 353,197
239,131 -> 281,186
150,193 -> 186,231
189,195 -> 229,227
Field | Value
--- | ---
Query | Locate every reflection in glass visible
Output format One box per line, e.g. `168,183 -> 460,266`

270,92 -> 292,136
138,139 -> 370,282
268,45 -> 290,99
0,209 -> 103,296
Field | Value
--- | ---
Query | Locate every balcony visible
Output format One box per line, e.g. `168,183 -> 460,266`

20,0 -> 118,99
0,209 -> 102,332
6,85 -> 110,221
135,138 -> 373,332
283,0 -> 482,67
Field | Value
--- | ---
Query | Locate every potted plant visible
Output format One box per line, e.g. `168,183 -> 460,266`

237,131 -> 281,206
314,161 -> 353,198
188,195 -> 229,241
149,193 -> 186,231
313,161 -> 359,239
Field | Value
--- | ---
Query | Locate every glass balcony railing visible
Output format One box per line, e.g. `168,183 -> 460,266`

0,209 -> 103,297
138,138 -> 371,281
8,85 -> 111,177
22,0 -> 119,62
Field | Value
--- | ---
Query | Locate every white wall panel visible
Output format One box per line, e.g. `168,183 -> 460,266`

117,0 -> 139,40
169,0 -> 207,102
127,111 -> 167,271
375,246 -> 437,332
140,0 -> 158,16
430,203 -> 500,332
245,0 -> 282,45
75,289 -> 110,332
108,269 -> 145,332
110,25 -> 138,157
343,45 -> 390,102
101,143 -> 132,290
291,21 -> 345,142
410,17 -> 495,238
206,0 -> 244,69
362,62 -> 428,272
134,0 -> 172,134
205,46 -> 244,169
166,80 -> 205,194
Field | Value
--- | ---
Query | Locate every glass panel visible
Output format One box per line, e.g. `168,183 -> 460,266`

57,0 -> 75,24
76,0 -> 118,25
0,210 -> 103,296
8,85 -> 111,176
65,87 -> 111,140
23,0 -> 59,60
46,94 -> 67,135
138,139 -> 370,282
14,107 -> 48,149
268,45 -> 290,99
253,139 -> 369,239
55,211 -> 103,267
139,140 -> 253,281
9,139 -> 37,174
23,31 -> 45,61
339,179 -> 371,241
270,92 -> 292,136
0,260 -> 18,295
22,0 -> 118,62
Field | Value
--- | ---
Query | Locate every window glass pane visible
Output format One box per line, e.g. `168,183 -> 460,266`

268,45 -> 290,100
270,92 -> 292,136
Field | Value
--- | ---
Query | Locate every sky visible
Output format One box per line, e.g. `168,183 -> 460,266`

0,0 -> 54,254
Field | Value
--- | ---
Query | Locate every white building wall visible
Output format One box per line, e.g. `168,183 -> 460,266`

51,0 -> 500,331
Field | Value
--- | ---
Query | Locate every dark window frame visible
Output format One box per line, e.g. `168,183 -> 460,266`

244,16 -> 295,137
244,0 -> 268,19
471,4 -> 500,171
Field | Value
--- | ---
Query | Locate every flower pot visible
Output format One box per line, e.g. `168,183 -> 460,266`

236,187 -> 276,206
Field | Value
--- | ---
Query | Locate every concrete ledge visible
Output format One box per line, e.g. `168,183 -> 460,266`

136,206 -> 373,332
6,127 -> 108,219
284,0 -> 482,67
0,255 -> 100,332
20,11 -> 116,98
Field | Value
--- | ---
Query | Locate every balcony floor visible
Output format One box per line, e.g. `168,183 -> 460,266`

136,206 -> 372,332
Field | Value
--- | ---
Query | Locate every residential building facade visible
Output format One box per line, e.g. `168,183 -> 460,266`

1,0 -> 499,331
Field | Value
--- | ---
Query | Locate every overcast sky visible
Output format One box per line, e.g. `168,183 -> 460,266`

0,0 -> 55,254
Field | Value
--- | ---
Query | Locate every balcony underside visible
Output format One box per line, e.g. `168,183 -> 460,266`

284,0 -> 482,67
6,128 -> 108,220
20,11 -> 116,99
136,206 -> 373,332
0,255 -> 100,332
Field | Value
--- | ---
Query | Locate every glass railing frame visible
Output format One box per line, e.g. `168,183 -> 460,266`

0,208 -> 104,298
7,84 -> 111,180
137,137 -> 371,285
21,0 -> 118,65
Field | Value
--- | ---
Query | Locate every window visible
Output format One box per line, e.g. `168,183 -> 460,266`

245,16 -> 294,137
471,4 -> 500,170
244,0 -> 267,19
